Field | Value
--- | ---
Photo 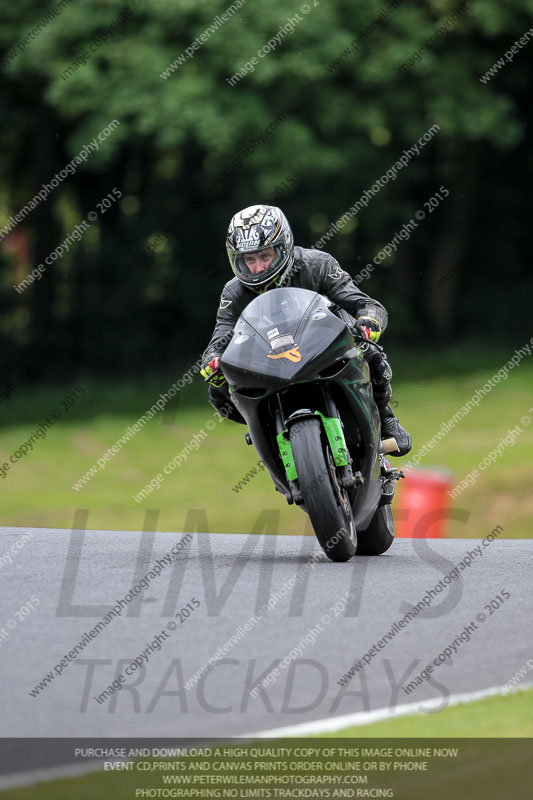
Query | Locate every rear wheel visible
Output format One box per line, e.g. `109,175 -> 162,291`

290,418 -> 356,562
356,504 -> 394,555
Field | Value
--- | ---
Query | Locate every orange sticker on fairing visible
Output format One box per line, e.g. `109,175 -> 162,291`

267,346 -> 301,363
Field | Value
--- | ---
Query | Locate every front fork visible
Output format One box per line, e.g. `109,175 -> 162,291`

274,387 -> 360,505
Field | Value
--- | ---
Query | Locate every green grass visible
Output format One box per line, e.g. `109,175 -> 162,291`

1,690 -> 531,799
0,354 -> 532,537
317,687 -> 533,737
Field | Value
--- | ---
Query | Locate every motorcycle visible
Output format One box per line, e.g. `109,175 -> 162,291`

217,287 -> 404,562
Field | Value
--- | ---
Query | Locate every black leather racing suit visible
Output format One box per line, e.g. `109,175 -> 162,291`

202,246 -> 393,423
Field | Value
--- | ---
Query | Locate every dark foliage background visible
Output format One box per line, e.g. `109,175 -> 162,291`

1,0 -> 532,382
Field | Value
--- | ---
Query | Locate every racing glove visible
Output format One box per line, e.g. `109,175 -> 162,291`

356,316 -> 382,343
200,356 -> 226,388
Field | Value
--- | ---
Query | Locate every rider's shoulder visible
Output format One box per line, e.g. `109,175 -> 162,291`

221,276 -> 244,296
216,277 -> 245,313
294,245 -> 334,269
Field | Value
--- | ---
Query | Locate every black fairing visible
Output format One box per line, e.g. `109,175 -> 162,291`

220,288 -> 382,528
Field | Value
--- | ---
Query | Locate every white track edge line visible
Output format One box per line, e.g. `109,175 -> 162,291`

1,681 -> 531,790
239,680 -> 533,739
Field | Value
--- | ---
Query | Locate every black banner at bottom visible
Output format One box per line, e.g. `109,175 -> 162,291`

0,738 -> 531,799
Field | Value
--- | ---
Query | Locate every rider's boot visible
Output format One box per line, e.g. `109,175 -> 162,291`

378,403 -> 412,457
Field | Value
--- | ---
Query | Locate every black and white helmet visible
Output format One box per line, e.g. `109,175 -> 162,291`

226,205 -> 294,291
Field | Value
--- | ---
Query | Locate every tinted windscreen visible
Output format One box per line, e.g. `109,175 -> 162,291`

240,287 -> 318,341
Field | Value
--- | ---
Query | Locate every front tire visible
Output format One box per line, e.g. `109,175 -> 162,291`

290,418 -> 356,562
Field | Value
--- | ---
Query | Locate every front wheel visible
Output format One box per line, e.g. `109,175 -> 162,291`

290,418 -> 356,562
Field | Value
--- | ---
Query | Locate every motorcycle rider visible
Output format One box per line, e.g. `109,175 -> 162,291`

200,205 -> 411,456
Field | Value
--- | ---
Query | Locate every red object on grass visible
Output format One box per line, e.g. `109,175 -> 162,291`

395,468 -> 453,538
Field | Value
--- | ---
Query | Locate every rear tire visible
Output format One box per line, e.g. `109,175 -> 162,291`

356,504 -> 394,555
290,418 -> 356,562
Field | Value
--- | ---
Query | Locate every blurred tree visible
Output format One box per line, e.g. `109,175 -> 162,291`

0,0 -> 531,380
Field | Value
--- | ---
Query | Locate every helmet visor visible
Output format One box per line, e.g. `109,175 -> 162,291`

227,241 -> 290,287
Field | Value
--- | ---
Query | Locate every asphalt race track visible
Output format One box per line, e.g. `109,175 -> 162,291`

1,526 -> 531,742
